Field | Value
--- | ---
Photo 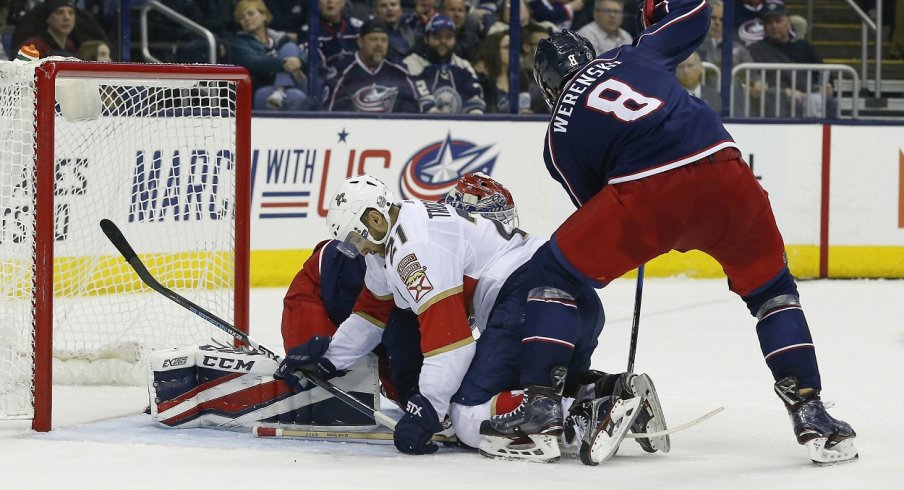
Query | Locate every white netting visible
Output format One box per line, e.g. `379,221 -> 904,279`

0,59 -> 243,422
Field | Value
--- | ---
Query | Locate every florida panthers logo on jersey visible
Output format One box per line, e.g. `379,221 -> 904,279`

397,253 -> 434,302
353,84 -> 400,112
399,133 -> 498,200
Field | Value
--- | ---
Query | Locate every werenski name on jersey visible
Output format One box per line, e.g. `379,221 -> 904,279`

553,60 -> 621,134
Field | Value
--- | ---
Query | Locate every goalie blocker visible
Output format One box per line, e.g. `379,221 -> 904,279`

149,344 -> 381,430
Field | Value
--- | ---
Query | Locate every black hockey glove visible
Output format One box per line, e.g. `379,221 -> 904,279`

273,335 -> 342,392
394,393 -> 443,455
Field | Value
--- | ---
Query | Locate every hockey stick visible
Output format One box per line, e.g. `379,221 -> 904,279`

627,264 -> 645,372
99,218 -> 398,431
252,425 -> 457,443
624,406 -> 724,439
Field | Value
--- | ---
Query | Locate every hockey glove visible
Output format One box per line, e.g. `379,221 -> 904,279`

273,335 -> 342,392
394,393 -> 443,455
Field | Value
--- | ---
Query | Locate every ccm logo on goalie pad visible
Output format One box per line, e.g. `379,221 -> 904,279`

201,356 -> 256,371
162,356 -> 189,368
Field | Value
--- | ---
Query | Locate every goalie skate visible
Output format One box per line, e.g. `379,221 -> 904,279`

574,396 -> 642,466
583,371 -> 670,453
629,373 -> 670,453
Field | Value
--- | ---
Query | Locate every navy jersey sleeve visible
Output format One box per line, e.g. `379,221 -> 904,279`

633,0 -> 711,72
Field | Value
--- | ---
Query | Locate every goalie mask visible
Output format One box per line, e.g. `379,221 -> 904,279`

326,175 -> 394,258
534,29 -> 595,109
443,172 -> 519,227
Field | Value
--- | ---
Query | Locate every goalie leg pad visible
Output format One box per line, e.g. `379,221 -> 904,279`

149,345 -> 380,429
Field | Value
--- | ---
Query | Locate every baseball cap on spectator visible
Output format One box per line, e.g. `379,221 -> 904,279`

426,14 -> 455,34
360,19 -> 389,37
46,0 -> 76,15
760,2 -> 787,18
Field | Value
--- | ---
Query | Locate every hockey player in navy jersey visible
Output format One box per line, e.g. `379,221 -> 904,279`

510,0 -> 856,465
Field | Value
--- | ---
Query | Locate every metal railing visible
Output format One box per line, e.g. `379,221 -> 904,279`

138,0 -> 216,64
730,63 -> 860,118
839,0 -> 882,97
702,61 -> 722,88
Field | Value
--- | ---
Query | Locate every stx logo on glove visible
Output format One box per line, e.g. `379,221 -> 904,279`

406,400 -> 424,417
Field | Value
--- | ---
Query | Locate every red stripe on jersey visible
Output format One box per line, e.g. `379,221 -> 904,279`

353,287 -> 395,327
764,343 -> 815,361
522,336 -> 576,349
418,292 -> 471,355
527,296 -> 577,308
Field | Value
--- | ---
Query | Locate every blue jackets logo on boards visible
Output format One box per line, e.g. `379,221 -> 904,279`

399,133 -> 497,201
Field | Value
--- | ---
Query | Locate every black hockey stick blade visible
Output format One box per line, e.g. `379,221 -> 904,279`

100,218 -> 138,262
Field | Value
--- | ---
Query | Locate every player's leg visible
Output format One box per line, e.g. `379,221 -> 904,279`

465,270 -> 571,462
699,158 -> 857,465
380,308 -> 423,405
451,302 -> 565,462
534,175 -> 684,292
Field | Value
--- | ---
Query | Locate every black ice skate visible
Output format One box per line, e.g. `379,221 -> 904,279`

564,394 -> 642,465
580,371 -> 670,453
774,376 -> 858,466
478,367 -> 567,463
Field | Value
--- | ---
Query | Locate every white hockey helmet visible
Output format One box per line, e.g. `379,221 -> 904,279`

326,175 -> 395,257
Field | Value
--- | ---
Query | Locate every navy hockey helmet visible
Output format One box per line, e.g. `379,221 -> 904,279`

533,29 -> 595,109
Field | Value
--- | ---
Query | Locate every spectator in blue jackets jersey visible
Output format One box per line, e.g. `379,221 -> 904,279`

328,19 -> 421,112
404,14 -> 486,113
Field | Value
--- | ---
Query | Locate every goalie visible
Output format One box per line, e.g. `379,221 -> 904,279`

149,173 -> 520,430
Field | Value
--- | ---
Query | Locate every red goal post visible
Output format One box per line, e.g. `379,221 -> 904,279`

0,60 -> 251,432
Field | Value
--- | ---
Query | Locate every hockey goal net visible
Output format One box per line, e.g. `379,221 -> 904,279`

0,59 -> 251,431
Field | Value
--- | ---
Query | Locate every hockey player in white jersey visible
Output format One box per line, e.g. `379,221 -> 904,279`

275,174 -> 668,464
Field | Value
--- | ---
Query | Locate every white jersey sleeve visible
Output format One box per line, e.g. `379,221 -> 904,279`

324,255 -> 395,371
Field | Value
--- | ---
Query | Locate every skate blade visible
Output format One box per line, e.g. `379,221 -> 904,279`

632,373 -> 670,453
807,437 -> 859,466
581,397 -> 643,466
478,434 -> 561,463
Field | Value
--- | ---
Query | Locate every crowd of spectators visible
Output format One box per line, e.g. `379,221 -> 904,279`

0,0 -> 899,117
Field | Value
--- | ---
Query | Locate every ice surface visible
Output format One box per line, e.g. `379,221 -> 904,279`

2,278 -> 901,489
